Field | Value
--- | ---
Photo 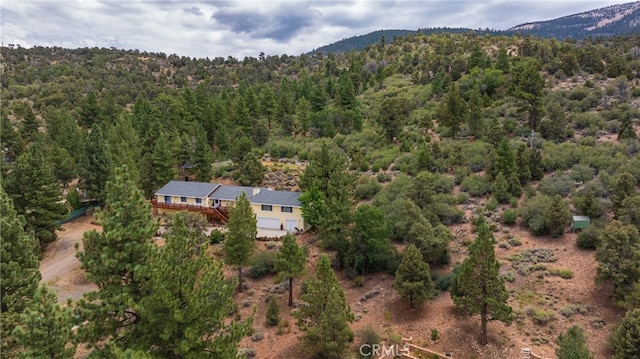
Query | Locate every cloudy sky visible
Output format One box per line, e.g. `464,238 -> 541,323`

1,1 -> 627,59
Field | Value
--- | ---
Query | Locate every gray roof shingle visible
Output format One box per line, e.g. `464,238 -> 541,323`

209,185 -> 255,201
251,189 -> 302,207
155,181 -> 219,198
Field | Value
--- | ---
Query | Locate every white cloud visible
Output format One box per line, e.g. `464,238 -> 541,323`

0,0 -> 626,59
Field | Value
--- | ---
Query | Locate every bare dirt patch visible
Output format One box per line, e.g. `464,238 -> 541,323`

40,214 -> 99,303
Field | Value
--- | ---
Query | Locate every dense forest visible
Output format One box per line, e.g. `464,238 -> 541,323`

2,31 -> 640,358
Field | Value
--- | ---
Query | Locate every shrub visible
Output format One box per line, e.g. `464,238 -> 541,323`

266,295 -> 279,326
502,209 -> 518,225
355,177 -> 382,200
433,266 -> 460,291
248,251 -> 277,278
461,174 -> 492,197
210,230 -> 225,244
485,197 -> 499,212
359,325 -> 381,355
528,307 -> 557,325
520,248 -> 557,263
576,226 -> 600,249
538,174 -> 574,197
520,194 -> 552,236
548,268 -> 574,279
560,304 -> 589,318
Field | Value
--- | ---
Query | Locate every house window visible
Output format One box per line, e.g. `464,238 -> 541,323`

281,206 -> 293,213
195,198 -> 202,204
164,196 -> 171,203
181,197 -> 187,203
261,204 -> 273,211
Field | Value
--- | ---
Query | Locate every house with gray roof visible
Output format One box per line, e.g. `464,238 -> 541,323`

153,181 -> 305,232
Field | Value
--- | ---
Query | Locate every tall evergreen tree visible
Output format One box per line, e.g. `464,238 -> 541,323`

609,309 -> 640,359
13,286 -> 76,359
275,233 -> 307,307
467,86 -> 484,137
0,186 -> 41,358
140,129 -> 177,198
225,192 -> 257,292
595,220 -> 640,302
394,244 -> 434,309
438,82 -> 466,138
191,123 -> 214,182
80,123 -> 111,203
75,165 -> 158,355
5,143 -> 67,249
493,138 -> 516,178
378,97 -> 410,142
451,217 -> 512,345
236,152 -> 266,187
17,102 -> 40,143
105,113 -> 142,182
555,325 -> 594,359
296,255 -> 353,358
346,205 -> 394,275
299,140 -> 355,268
546,195 -> 571,238
137,212 -> 251,357
511,57 -> 545,130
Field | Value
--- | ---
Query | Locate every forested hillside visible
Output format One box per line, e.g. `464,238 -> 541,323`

2,32 -> 640,358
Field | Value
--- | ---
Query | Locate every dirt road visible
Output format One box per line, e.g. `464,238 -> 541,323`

40,215 -> 99,304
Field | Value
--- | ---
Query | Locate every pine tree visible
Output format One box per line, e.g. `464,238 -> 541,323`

612,172 -> 637,210
493,138 -> 516,178
225,192 -> 257,293
75,165 -> 158,354
515,144 -> 532,185
438,82 -> 466,138
529,148 -> 544,181
467,86 -> 483,137
105,113 -> 142,182
315,286 -> 355,359
0,186 -> 41,358
512,57 -> 545,130
451,217 -> 512,345
80,123 -> 111,203
13,286 -> 76,359
5,143 -> 67,249
299,140 -> 355,268
17,102 -> 40,143
394,244 -> 434,309
275,233 -> 307,307
192,123 -> 213,182
545,195 -> 571,238
137,212 -> 250,357
346,205 -> 393,275
236,152 -> 266,187
555,325 -> 594,359
493,172 -> 511,204
266,295 -> 280,326
296,255 -> 353,358
140,129 -> 177,197
609,309 -> 640,359
595,220 -> 640,302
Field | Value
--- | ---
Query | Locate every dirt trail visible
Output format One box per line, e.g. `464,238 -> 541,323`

40,215 -> 99,303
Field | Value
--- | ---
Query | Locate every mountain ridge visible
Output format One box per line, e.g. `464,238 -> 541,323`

312,1 -> 640,54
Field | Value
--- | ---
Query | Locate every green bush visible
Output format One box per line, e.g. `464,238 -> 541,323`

461,174 -> 492,197
547,268 -> 574,279
538,174 -> 574,197
359,326 -> 381,358
433,266 -> 460,291
266,295 -> 280,326
210,230 -> 225,244
502,209 -> 518,225
576,226 -> 600,249
354,177 -> 382,200
249,251 -> 277,278
527,307 -> 557,325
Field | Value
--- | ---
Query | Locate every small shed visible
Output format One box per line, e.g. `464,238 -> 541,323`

571,215 -> 590,231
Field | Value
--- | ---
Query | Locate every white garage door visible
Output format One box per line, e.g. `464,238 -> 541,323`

257,217 -> 280,229
285,219 -> 298,232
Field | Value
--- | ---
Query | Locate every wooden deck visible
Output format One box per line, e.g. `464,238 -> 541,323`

151,199 -> 229,222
